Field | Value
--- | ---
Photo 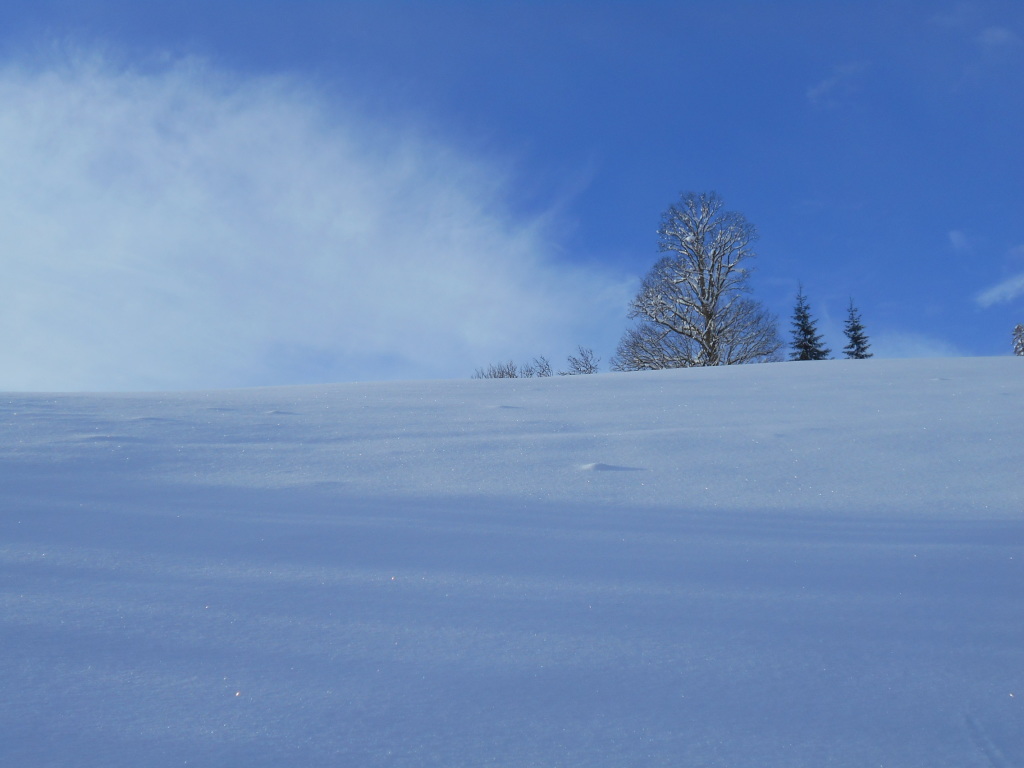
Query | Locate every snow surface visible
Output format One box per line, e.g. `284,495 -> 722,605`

2,357 -> 1022,767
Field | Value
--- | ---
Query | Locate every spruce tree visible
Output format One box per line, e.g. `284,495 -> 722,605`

789,285 -> 830,361
1014,324 -> 1024,356
842,299 -> 872,359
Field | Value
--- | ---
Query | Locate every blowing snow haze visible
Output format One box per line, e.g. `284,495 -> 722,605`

0,54 -> 627,391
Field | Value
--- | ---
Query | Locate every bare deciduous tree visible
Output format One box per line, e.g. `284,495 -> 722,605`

612,192 -> 782,370
612,323 -> 698,371
472,361 -> 520,379
520,356 -> 553,378
473,355 -> 555,379
559,346 -> 600,375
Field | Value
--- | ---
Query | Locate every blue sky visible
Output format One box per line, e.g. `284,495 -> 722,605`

1,0 -> 1022,390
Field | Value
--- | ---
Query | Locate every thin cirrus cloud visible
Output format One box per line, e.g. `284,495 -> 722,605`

976,272 -> 1024,308
948,229 -> 972,252
0,51 -> 629,392
950,230 -> 1024,308
976,26 -> 1022,50
805,62 -> 868,106
975,243 -> 1024,309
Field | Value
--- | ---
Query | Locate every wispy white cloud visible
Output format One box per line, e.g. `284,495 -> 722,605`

976,273 -> 1024,308
927,4 -> 1021,47
806,62 -> 868,106
926,6 -> 1023,90
0,50 -> 630,391
975,243 -> 1024,308
976,26 -> 1022,50
929,4 -> 974,29
948,229 -> 972,252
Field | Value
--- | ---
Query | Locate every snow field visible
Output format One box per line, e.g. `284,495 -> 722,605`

1,358 -> 1022,766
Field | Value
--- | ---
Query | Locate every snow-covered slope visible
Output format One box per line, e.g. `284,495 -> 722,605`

2,358 -> 1022,767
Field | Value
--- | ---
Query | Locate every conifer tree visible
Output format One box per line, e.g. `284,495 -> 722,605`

842,299 -> 872,359
1014,324 -> 1024,356
789,285 -> 830,361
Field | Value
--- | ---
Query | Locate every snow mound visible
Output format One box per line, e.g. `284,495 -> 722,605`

579,462 -> 645,471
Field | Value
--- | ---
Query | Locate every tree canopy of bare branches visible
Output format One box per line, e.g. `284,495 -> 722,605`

473,350 -> 600,379
612,192 -> 782,370
559,346 -> 600,375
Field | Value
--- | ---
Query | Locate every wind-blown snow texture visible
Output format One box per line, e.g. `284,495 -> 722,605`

2,358 -> 1022,767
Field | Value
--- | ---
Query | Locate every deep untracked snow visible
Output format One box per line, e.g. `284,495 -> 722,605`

1,358 -> 1022,767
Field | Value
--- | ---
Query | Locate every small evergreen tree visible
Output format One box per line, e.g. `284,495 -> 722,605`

1014,324 -> 1024,356
842,299 -> 872,359
789,285 -> 830,361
